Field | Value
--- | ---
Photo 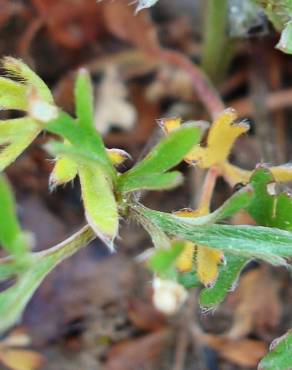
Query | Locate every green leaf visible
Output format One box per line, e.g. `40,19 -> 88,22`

0,77 -> 28,110
2,57 -> 53,103
277,20 -> 292,53
247,167 -> 292,230
0,225 -> 95,333
45,140 -> 103,167
79,165 -> 119,249
50,155 -> 78,188
118,171 -> 183,193
46,112 -> 115,179
0,118 -> 39,145
119,125 -> 201,189
259,329 -> 292,370
149,241 -> 184,275
136,204 -> 292,265
199,254 -> 248,307
0,175 -> 28,256
75,69 -> 94,129
0,126 -> 40,171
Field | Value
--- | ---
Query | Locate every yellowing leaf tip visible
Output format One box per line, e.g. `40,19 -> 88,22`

107,148 -> 132,166
157,117 -> 182,134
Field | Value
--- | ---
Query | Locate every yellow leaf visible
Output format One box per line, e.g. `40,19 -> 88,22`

270,165 -> 292,182
175,206 -> 223,286
0,349 -> 44,370
158,117 -> 182,134
222,162 -> 251,187
106,148 -> 131,166
185,108 -> 249,168
176,241 -> 195,272
196,246 -> 224,287
50,156 -> 78,187
222,163 -> 292,187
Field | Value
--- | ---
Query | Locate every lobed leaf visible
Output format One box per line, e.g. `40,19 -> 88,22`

46,112 -> 115,179
185,108 -> 249,167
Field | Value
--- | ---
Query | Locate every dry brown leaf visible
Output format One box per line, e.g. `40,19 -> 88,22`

200,334 -> 267,367
105,329 -> 170,370
102,0 -> 160,53
128,299 -> 166,332
227,266 -> 282,339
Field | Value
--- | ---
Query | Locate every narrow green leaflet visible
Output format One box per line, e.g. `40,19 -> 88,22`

118,171 -> 183,193
247,167 -> 292,230
79,165 -> 118,249
75,69 -> 94,129
149,241 -> 184,275
0,225 -> 95,333
0,175 -> 28,255
137,205 -> 292,265
118,125 -> 201,190
259,330 -> 292,370
199,254 -> 248,307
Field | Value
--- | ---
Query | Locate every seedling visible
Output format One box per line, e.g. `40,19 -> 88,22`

1,58 -> 292,369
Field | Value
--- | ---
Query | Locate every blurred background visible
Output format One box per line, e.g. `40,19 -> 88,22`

1,0 -> 292,369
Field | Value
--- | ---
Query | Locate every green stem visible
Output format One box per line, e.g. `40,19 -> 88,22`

202,0 -> 230,84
